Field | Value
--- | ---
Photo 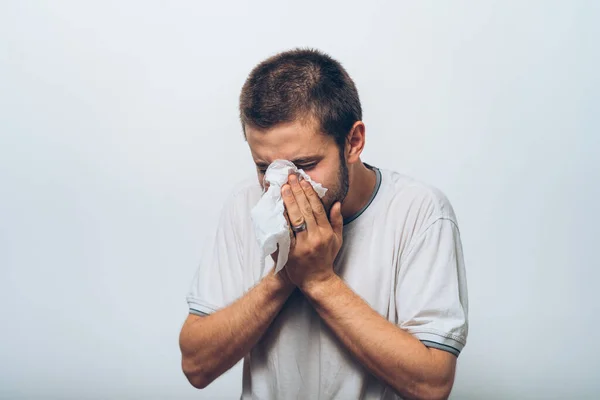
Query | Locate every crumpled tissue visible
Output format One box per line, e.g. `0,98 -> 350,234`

250,159 -> 328,274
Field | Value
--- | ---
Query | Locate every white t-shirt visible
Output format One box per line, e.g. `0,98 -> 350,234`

187,165 -> 468,400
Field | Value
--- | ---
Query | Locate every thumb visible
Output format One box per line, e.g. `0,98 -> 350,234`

330,202 -> 344,237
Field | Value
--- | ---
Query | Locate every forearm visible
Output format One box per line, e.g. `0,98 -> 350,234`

303,275 -> 455,400
179,272 -> 293,389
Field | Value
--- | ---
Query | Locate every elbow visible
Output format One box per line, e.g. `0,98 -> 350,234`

180,340 -> 212,389
187,375 -> 210,390
402,355 -> 456,400
182,356 -> 212,389
422,384 -> 453,400
406,379 -> 454,400
179,322 -> 213,389
186,376 -> 208,390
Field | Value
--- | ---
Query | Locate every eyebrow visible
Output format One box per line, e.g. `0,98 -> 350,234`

255,156 -> 322,168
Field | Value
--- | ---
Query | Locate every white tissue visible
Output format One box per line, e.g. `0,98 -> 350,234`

250,159 -> 328,274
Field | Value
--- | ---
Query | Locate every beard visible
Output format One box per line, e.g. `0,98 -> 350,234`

322,149 -> 350,216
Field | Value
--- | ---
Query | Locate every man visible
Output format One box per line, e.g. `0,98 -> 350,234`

179,48 -> 468,400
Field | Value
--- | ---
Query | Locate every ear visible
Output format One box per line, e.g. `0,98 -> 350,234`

345,121 -> 366,165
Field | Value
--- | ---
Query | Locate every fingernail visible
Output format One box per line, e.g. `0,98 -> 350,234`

300,180 -> 310,188
283,186 -> 291,196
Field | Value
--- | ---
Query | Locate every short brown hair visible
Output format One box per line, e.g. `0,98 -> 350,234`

239,48 -> 362,148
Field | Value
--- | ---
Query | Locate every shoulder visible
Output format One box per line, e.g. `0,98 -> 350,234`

222,175 -> 263,211
378,168 -> 459,233
211,175 -> 263,250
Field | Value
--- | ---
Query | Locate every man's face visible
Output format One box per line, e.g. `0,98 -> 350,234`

246,119 -> 349,215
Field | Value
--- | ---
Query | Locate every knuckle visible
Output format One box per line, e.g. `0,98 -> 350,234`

292,217 -> 304,226
284,196 -> 296,206
302,203 -> 312,215
310,237 -> 321,248
313,205 -> 325,216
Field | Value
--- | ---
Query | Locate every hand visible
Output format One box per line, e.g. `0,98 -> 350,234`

269,245 -> 295,292
270,211 -> 294,266
280,174 -> 344,291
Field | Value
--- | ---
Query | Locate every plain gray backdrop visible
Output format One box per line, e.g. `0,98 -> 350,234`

1,1 -> 598,399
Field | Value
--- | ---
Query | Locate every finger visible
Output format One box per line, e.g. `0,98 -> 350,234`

283,208 -> 296,246
288,174 -> 317,229
299,179 -> 328,226
282,184 -> 309,236
330,202 -> 344,238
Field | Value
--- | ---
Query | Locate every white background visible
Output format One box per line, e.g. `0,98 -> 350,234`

1,1 -> 598,399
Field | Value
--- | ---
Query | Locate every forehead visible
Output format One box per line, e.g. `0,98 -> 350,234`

246,120 -> 335,164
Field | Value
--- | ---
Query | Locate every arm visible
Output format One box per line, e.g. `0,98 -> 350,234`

302,276 -> 456,400
280,175 -> 461,400
179,270 -> 294,389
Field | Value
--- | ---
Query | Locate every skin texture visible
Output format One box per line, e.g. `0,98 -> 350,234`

180,269 -> 295,389
180,118 -> 458,399
250,120 -> 349,215
277,174 -> 457,400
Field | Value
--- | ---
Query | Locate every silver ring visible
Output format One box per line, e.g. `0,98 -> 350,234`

291,221 -> 307,233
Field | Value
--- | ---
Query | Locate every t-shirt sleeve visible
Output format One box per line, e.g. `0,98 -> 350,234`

186,193 -> 246,316
395,217 -> 469,357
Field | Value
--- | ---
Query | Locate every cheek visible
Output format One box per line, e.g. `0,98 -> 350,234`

303,167 -> 329,187
305,168 -> 336,194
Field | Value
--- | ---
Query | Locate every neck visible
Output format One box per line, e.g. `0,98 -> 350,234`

340,160 -> 377,220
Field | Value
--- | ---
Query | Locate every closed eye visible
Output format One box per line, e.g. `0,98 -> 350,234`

257,163 -> 316,174
297,164 -> 316,171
